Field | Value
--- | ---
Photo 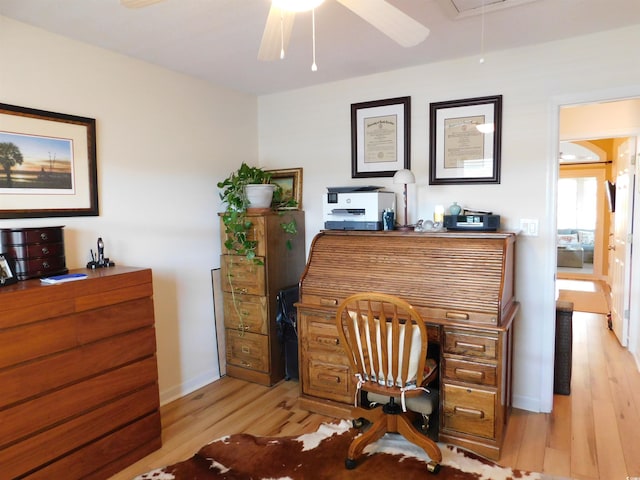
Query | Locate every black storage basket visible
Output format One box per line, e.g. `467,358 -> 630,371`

554,300 -> 573,395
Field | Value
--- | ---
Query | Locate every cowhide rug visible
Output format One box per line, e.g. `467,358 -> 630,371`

134,420 -> 559,480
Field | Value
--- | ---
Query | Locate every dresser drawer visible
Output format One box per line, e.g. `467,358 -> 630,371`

304,354 -> 352,403
442,328 -> 498,360
442,357 -> 497,387
14,256 -> 67,280
442,383 -> 496,439
225,329 -> 269,372
5,241 -> 65,259
220,255 -> 266,295
223,295 -> 268,334
221,216 -> 266,257
1,226 -> 64,245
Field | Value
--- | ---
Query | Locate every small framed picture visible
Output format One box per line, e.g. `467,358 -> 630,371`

267,167 -> 303,209
0,253 -> 18,287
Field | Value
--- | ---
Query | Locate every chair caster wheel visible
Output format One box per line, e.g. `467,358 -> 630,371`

427,461 -> 441,474
345,458 -> 357,470
352,417 -> 366,429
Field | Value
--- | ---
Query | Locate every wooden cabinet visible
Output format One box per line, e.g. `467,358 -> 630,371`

297,230 -> 518,459
220,211 -> 305,386
0,266 -> 161,479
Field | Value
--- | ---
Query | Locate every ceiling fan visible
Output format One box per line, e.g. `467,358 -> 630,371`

120,0 -> 430,61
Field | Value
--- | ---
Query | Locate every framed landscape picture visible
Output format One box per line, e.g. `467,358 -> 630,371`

267,167 -> 302,209
0,103 -> 98,218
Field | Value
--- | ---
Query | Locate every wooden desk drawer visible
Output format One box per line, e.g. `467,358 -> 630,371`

220,255 -> 265,295
304,318 -> 343,353
442,383 -> 496,439
443,328 -> 498,360
305,355 -> 352,403
223,295 -> 268,334
442,357 -> 497,387
225,329 -> 268,372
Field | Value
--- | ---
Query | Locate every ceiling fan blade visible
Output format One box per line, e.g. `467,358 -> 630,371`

258,5 -> 296,61
120,0 -> 165,8
336,0 -> 429,47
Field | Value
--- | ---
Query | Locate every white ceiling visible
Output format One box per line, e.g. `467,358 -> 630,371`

1,0 -> 639,95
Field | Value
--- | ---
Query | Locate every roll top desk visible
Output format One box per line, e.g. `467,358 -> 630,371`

296,230 -> 518,460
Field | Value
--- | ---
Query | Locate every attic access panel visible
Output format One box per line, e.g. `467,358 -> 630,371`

440,0 -> 540,18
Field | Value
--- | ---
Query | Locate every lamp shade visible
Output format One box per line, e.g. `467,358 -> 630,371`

393,169 -> 415,184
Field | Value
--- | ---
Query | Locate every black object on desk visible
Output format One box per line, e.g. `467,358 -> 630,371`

87,237 -> 116,269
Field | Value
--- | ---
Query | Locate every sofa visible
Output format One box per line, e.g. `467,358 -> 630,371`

557,228 -> 595,266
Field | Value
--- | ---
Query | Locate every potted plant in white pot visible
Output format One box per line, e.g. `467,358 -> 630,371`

217,163 -> 297,263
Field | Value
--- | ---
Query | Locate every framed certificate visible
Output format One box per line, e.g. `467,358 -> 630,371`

351,96 -> 410,178
429,95 -> 502,185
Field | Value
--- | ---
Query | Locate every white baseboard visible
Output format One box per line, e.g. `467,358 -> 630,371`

159,370 -> 221,406
512,394 -> 548,413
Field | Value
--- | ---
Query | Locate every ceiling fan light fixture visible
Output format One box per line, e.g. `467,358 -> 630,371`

273,0 -> 325,12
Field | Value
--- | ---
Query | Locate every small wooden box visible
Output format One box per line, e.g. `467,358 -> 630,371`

0,226 -> 68,280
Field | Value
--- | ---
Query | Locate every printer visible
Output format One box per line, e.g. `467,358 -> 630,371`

323,187 -> 395,230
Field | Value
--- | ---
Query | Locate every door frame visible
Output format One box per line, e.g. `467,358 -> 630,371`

549,87 -> 640,391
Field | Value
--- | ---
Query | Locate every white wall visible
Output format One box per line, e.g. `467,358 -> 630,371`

0,16 -> 258,404
259,24 -> 640,412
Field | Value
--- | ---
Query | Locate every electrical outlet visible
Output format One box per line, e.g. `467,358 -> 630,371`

520,218 -> 539,236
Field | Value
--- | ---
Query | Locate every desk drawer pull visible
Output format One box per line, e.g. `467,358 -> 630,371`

316,335 -> 339,346
454,368 -> 484,381
320,298 -> 338,306
454,406 -> 484,419
455,341 -> 485,352
446,312 -> 469,320
318,373 -> 341,384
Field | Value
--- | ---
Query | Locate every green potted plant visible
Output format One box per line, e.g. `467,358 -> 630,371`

217,162 -> 297,263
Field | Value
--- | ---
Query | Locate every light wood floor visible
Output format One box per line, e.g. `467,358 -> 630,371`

110,311 -> 640,480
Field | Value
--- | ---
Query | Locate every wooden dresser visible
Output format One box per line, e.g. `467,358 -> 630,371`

220,210 -> 305,386
297,230 -> 518,460
0,266 -> 162,479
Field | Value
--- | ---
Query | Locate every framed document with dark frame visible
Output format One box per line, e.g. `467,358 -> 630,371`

266,167 -> 303,209
0,103 -> 98,219
429,95 -> 502,185
0,253 -> 18,287
351,96 -> 410,178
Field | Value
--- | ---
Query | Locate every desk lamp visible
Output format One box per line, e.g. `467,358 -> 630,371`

393,169 -> 415,231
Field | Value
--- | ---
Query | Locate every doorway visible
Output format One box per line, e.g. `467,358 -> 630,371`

556,99 -> 639,349
556,142 -> 610,314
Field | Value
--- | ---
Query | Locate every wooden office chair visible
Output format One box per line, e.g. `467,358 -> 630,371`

336,292 -> 442,474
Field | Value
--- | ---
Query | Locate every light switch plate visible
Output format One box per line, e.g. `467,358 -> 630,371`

520,218 -> 539,236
